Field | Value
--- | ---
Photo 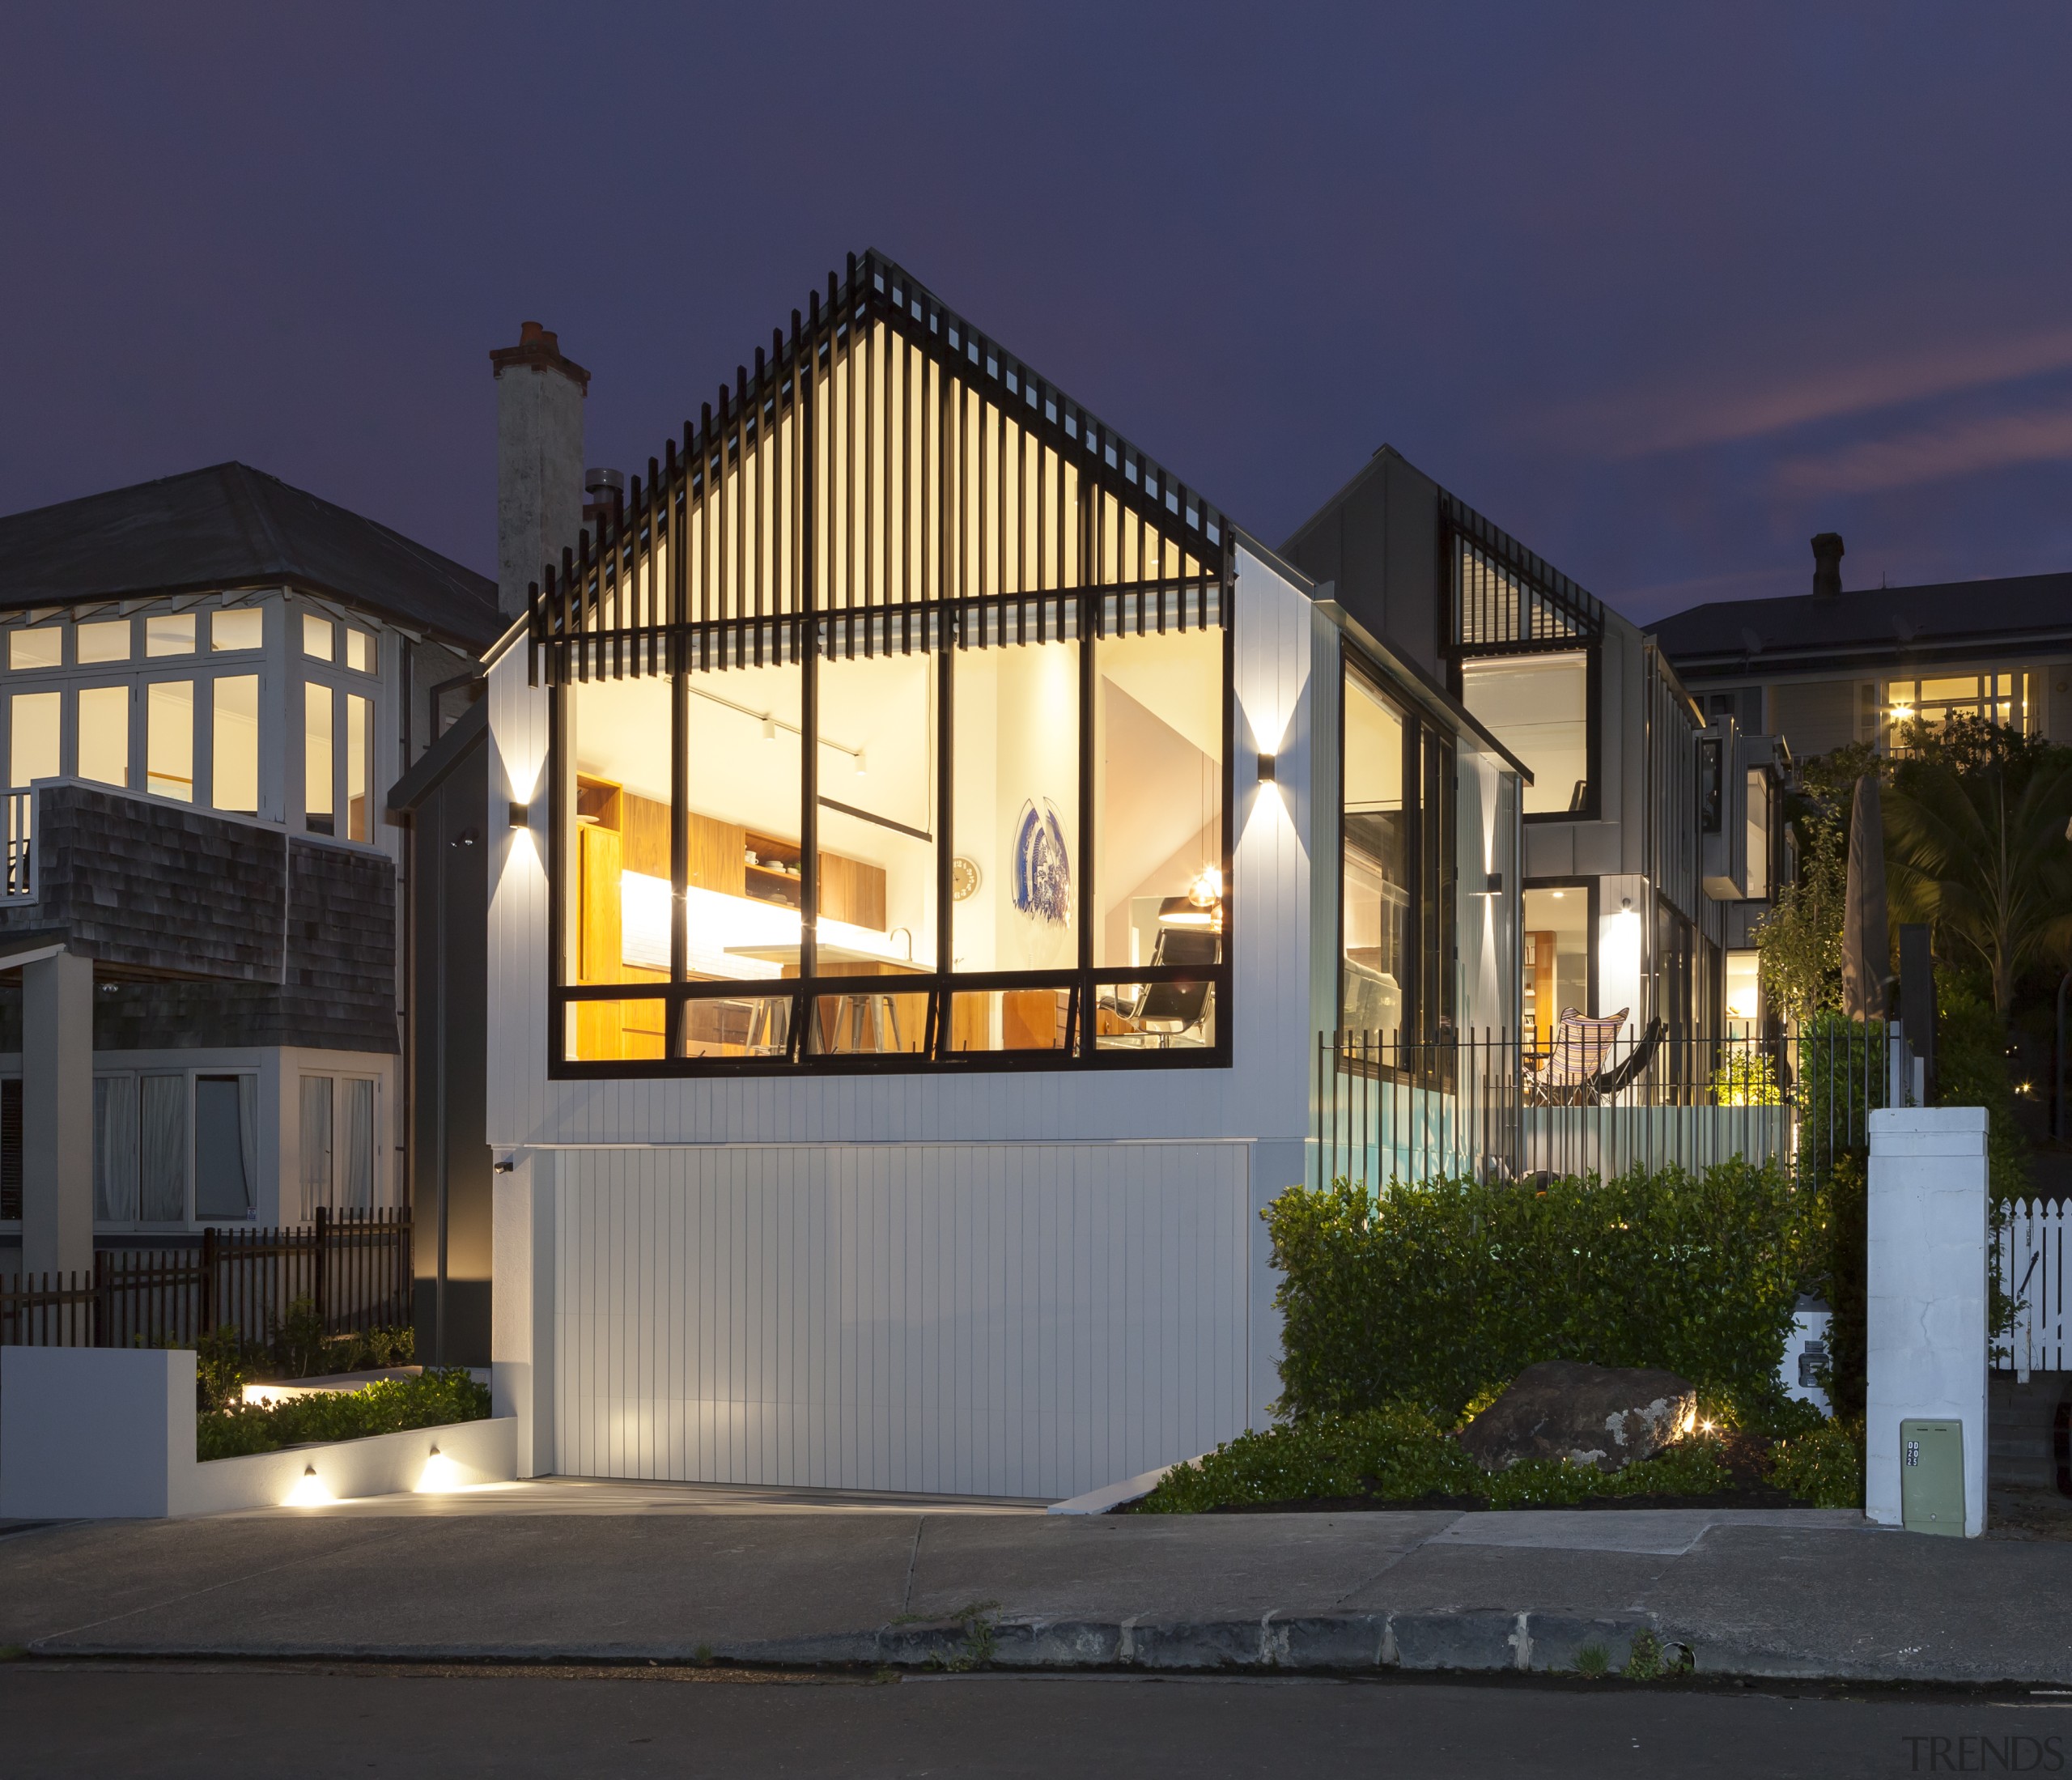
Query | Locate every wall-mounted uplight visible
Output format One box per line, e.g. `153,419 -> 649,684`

1256,753 -> 1276,784
1469,873 -> 1505,898
283,1464 -> 333,1507
508,801 -> 533,831
417,1444 -> 461,1494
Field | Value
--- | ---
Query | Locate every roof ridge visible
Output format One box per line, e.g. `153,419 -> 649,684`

222,462 -> 295,576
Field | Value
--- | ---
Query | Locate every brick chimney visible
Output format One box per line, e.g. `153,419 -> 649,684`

1811,532 -> 1845,599
491,321 -> 590,622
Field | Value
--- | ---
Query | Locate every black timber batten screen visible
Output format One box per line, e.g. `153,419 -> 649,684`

1443,491 -> 1604,654
528,250 -> 1230,687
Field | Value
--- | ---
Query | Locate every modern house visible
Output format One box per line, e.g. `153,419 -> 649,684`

470,250 -> 1793,1501
0,464 -> 502,1310
471,253 -> 1535,1498
1284,450 -> 1789,1048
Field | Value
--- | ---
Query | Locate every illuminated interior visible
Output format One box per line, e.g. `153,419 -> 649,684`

1522,886 -> 1590,1054
541,255 -> 1232,1072
562,620 -> 1225,1066
1459,652 -> 1588,815
1883,671 -> 2033,750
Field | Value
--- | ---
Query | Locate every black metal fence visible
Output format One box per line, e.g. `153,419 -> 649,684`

0,1208 -> 412,1350
1316,1022 -> 1912,1188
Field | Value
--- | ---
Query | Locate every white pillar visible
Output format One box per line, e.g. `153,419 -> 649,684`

1866,1106 -> 1989,1536
22,948 -> 94,1276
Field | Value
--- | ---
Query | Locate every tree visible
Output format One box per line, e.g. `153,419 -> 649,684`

1756,743 -> 1877,1026
1883,716 -> 2072,1017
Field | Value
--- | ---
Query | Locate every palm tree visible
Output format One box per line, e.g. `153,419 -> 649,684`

1882,720 -> 2072,1017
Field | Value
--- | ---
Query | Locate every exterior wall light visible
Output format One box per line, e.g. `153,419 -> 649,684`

1256,753 -> 1276,784
509,801 -> 532,831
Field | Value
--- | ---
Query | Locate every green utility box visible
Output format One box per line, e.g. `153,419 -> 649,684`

1900,1419 -> 1966,1537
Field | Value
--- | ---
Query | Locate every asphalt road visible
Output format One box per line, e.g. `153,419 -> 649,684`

3,1664 -> 2067,1778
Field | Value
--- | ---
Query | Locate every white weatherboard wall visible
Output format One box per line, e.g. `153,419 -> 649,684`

486,546 -> 1318,1496
550,1142 -> 1250,1499
1866,1107 -> 1989,1536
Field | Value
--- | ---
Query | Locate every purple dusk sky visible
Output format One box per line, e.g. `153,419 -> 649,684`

4,3 -> 2070,624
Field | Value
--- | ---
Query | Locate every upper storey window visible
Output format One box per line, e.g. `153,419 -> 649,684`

1459,652 -> 1588,815
8,628 -> 61,671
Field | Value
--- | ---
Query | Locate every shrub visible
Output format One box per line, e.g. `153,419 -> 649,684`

1264,1159 -> 1811,1429
1764,1415 -> 1862,1509
1136,1410 -> 1740,1514
197,1368 -> 489,1462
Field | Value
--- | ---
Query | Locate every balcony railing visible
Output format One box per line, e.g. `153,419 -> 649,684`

1316,1021 -> 1920,1188
2,788 -> 31,900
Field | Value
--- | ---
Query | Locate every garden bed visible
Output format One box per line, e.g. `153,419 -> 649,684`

1124,1409 -> 1862,1514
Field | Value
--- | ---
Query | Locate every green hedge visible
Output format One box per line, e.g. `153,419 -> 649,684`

1266,1160 -> 1812,1428
1138,1407 -> 1739,1513
198,1369 -> 490,1461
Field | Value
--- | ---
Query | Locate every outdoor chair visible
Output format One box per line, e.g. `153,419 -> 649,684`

1526,1005 -> 1630,1105
1590,1016 -> 1664,1100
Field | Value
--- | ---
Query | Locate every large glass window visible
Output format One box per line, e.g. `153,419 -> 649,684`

146,680 -> 194,801
1522,886 -> 1590,1055
10,690 -> 60,785
1342,669 -> 1408,1043
305,682 -> 334,833
1883,672 -> 2032,750
1745,768 -> 1771,901
1459,652 -> 1588,815
213,676 -> 260,814
554,619 -> 1229,1073
78,685 -> 130,787
952,639 -> 1077,1051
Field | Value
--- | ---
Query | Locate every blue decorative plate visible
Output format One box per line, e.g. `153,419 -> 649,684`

1011,798 -> 1072,925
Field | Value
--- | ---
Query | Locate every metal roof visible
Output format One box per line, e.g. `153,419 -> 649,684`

0,461 -> 501,649
1651,570 -> 2072,677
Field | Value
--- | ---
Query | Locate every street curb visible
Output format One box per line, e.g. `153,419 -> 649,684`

29,1608 -> 2065,1686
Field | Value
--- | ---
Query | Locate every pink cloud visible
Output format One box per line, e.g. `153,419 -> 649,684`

1774,403 -> 2072,496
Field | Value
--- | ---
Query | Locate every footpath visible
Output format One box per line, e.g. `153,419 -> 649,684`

2,1481 -> 2068,1685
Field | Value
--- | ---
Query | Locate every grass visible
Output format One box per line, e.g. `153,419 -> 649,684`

197,1368 -> 490,1461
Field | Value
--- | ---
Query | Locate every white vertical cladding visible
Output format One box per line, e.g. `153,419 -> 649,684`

1229,542 -> 1316,1426
550,1141 -> 1251,1500
486,659 -> 552,1147
480,543 -> 1319,1488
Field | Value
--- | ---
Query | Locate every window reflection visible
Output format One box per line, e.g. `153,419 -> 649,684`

1342,670 -> 1407,1043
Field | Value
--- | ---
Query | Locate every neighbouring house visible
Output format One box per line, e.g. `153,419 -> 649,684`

1654,533 -> 2072,758
1283,449 -> 1790,1047
0,463 -> 503,1335
478,249 -> 1785,1500
1653,534 -> 2072,1034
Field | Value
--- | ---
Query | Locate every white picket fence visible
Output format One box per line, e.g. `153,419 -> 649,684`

1998,1199 -> 2067,1380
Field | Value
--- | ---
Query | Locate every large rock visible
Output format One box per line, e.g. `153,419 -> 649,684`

1455,1361 -> 1697,1473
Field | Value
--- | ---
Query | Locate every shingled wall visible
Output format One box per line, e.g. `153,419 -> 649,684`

0,784 -> 397,1054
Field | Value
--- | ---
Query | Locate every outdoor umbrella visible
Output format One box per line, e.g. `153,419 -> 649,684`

1842,771 -> 1891,1022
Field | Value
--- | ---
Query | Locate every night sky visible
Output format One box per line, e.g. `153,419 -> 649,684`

6,4 -> 2070,624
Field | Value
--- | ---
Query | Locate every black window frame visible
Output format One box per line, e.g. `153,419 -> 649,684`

1335,645 -> 1459,1050
546,610 -> 1236,1080
1452,642 -> 1602,826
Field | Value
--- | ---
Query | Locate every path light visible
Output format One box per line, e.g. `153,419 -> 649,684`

283,1465 -> 333,1507
417,1445 -> 461,1493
